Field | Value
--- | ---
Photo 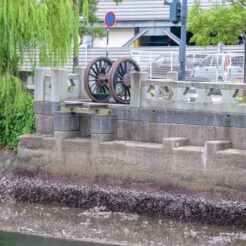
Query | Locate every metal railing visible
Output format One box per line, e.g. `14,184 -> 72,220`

130,50 -> 244,83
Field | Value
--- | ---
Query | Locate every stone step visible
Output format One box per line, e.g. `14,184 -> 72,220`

102,140 -> 163,150
217,148 -> 246,156
174,145 -> 204,154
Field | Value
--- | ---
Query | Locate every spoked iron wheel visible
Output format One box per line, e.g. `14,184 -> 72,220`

109,58 -> 140,104
84,57 -> 112,103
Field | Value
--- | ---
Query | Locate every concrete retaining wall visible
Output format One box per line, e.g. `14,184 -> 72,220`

26,100 -> 246,194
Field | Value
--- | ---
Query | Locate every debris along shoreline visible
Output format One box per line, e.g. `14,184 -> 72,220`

0,168 -> 245,228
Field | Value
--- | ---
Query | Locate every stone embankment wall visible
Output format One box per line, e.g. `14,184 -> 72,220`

18,102 -> 246,193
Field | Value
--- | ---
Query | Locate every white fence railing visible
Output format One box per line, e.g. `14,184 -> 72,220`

130,72 -> 246,113
34,67 -> 88,103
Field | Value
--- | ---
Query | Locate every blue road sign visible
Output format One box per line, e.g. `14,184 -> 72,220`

104,11 -> 116,27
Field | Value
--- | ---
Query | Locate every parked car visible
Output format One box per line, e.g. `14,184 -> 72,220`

148,54 -> 205,79
192,53 -> 244,82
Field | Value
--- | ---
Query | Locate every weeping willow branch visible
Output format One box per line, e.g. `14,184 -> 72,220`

0,0 -> 82,148
0,0 -> 80,75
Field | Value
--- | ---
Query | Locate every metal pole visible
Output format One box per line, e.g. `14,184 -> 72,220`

178,0 -> 187,81
243,31 -> 246,97
106,27 -> 109,58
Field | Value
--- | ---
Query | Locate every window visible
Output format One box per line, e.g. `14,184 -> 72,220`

200,56 -> 213,67
230,56 -> 243,67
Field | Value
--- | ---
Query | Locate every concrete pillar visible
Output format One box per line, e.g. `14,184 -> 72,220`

130,72 -> 148,107
220,90 -> 237,104
170,87 -> 184,102
50,69 -> 68,102
74,66 -> 89,99
35,67 -> 51,102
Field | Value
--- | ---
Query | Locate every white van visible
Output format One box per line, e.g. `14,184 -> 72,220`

192,53 -> 244,83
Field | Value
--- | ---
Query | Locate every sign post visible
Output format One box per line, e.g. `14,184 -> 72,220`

104,11 -> 116,58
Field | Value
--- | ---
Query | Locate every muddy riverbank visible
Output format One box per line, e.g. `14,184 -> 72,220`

0,149 -> 245,228
0,168 -> 245,228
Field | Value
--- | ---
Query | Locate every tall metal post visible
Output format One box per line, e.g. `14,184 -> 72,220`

178,0 -> 187,81
106,27 -> 109,58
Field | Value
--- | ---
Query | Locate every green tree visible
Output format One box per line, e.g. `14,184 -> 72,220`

188,1 -> 246,83
187,1 -> 246,45
0,0 -> 80,148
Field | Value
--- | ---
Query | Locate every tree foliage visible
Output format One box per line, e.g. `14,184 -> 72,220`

0,0 -> 122,148
0,0 -> 79,74
187,1 -> 246,45
79,0 -> 122,41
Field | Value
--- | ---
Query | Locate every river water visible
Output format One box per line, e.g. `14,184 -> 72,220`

0,202 -> 245,246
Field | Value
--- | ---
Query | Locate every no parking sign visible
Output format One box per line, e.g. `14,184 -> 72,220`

104,11 -> 116,57
104,11 -> 116,28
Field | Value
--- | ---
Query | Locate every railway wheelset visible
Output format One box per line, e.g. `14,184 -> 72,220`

84,57 -> 140,104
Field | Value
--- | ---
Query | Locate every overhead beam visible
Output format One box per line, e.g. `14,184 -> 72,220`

161,29 -> 185,46
123,29 -> 149,47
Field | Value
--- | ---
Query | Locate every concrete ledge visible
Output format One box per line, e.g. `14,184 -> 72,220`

54,131 -> 80,140
35,102 -> 60,115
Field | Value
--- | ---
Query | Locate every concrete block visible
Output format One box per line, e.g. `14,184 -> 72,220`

91,114 -> 117,134
50,69 -> 68,102
205,140 -> 232,156
35,114 -> 54,134
54,112 -> 80,131
163,137 -> 189,153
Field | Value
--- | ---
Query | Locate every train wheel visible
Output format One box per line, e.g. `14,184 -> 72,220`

108,58 -> 140,104
84,57 -> 112,103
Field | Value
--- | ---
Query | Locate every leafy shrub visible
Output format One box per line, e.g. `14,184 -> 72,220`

0,74 -> 35,149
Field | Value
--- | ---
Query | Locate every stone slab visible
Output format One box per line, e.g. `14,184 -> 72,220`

35,102 -> 61,115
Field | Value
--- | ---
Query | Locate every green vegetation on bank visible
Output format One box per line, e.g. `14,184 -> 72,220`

0,75 -> 35,148
0,0 -> 79,149
0,0 -> 122,149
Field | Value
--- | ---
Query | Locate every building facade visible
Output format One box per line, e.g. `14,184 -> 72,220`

91,0 -> 226,48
